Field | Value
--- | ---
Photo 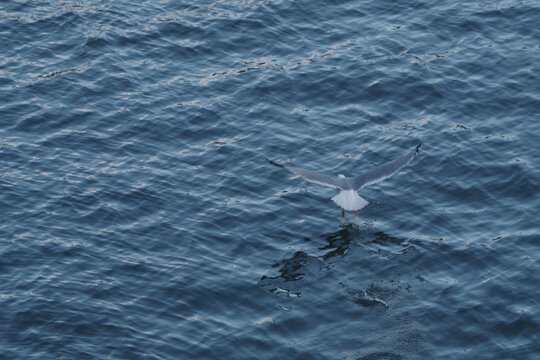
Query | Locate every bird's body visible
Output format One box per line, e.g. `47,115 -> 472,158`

269,143 -> 421,217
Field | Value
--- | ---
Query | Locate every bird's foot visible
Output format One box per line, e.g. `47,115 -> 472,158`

341,209 -> 345,218
354,210 -> 358,217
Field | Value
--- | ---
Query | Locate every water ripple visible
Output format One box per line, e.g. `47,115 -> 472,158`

1,0 -> 539,359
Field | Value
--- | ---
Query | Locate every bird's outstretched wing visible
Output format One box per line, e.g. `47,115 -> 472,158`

268,160 -> 346,189
350,143 -> 421,190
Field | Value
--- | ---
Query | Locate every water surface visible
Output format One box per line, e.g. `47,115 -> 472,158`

1,0 -> 539,359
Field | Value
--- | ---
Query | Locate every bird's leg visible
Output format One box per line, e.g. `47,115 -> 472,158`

354,210 -> 358,217
341,209 -> 345,218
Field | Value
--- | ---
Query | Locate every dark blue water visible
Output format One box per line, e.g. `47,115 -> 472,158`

1,1 -> 539,359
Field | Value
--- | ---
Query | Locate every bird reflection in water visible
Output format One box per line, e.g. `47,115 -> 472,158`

258,225 -> 418,302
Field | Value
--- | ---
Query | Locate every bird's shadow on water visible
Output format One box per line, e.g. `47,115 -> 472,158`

257,221 -> 422,300
257,222 -> 428,358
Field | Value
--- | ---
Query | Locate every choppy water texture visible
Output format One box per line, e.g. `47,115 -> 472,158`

1,0 -> 539,359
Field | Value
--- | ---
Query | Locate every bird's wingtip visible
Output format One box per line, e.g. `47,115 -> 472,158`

415,143 -> 422,152
268,159 -> 284,168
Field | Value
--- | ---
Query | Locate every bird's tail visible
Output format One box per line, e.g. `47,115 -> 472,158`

331,190 -> 369,211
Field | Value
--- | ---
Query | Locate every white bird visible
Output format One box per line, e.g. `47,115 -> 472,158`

269,143 -> 421,217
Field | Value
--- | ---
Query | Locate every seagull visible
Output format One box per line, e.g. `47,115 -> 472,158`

269,143 -> 421,218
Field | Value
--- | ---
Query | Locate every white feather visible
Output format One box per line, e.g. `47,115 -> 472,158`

331,190 -> 369,211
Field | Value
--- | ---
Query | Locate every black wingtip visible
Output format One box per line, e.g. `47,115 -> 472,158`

268,159 -> 285,168
412,143 -> 421,158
